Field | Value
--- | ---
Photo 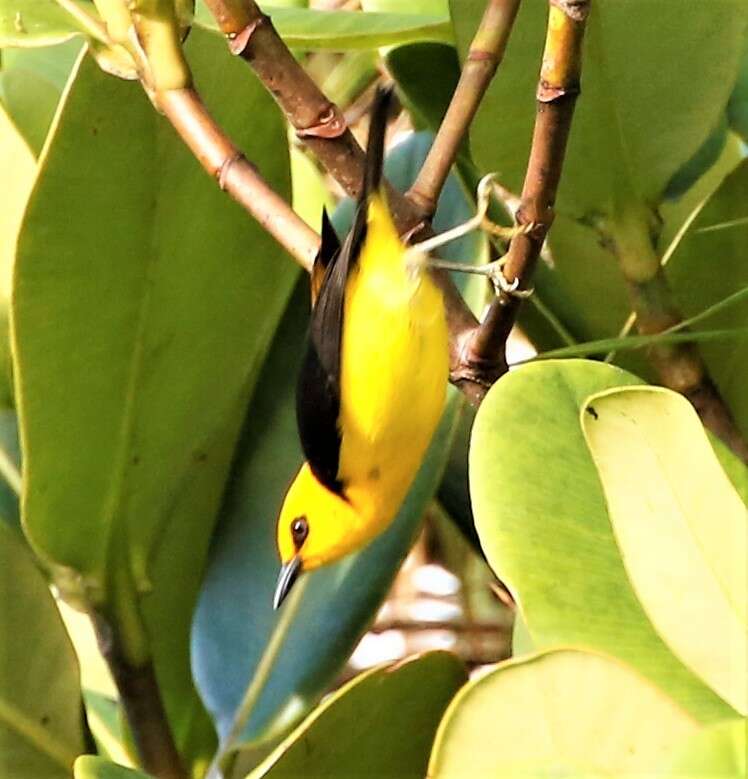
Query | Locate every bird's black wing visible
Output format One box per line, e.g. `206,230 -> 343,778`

295,87 -> 392,495
310,208 -> 341,304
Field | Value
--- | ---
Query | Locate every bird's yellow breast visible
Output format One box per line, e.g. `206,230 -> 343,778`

337,195 -> 448,535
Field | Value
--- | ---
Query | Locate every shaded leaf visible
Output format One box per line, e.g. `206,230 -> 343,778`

429,649 -> 698,778
247,652 -> 466,779
469,359 -> 733,722
0,523 -> 84,777
582,386 -> 747,714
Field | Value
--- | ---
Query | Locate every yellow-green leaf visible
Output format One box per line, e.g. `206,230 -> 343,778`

582,386 -> 748,715
429,648 -> 699,778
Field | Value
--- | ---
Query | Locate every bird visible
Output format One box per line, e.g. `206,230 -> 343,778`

273,87 -> 449,609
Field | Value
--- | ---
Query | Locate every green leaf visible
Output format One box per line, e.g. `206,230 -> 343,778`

454,0 -> 748,217
728,35 -> 748,142
247,652 -> 466,778
192,134 -> 485,746
581,386 -> 747,715
666,159 -> 748,441
429,648 -> 699,778
666,718 -> 747,776
0,40 -> 83,155
469,359 -> 734,722
387,43 -> 460,133
0,523 -> 84,777
12,28 -> 295,768
0,0 -> 92,46
0,409 -> 21,530
362,0 -> 448,15
195,4 -> 452,49
83,692 -> 130,766
74,756 -> 152,779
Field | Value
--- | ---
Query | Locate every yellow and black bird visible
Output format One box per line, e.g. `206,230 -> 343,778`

273,88 -> 449,609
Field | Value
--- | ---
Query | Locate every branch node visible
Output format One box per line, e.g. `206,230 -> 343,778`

295,105 -> 348,139
550,0 -> 590,22
467,49 -> 498,63
227,15 -> 267,57
217,151 -> 245,190
537,79 -> 580,103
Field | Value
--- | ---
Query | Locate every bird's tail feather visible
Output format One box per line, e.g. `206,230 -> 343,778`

361,86 -> 392,203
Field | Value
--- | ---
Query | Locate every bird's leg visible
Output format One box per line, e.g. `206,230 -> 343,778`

424,255 -> 534,299
405,173 -> 535,299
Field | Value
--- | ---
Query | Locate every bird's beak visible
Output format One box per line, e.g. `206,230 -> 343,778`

273,555 -> 302,610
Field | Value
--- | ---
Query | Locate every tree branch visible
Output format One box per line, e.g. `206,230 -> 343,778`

609,208 -> 748,462
407,0 -> 521,217
462,0 -> 589,378
93,615 -> 187,779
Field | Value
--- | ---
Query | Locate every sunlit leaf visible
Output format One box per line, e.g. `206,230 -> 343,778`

582,386 -> 747,714
429,649 -> 698,778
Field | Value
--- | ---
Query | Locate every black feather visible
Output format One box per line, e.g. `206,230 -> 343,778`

295,87 -> 393,494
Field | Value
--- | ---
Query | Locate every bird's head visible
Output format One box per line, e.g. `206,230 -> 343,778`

273,462 -> 362,608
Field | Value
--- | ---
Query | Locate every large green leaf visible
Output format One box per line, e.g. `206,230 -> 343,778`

12,28 -> 296,767
453,0 -> 747,218
666,718 -> 747,776
666,159 -> 748,440
247,652 -> 466,779
192,134 -> 485,747
0,523 -> 84,777
75,756 -> 152,779
429,648 -> 698,778
582,386 -> 747,715
0,40 -> 82,154
195,4 -> 452,49
468,359 -> 733,722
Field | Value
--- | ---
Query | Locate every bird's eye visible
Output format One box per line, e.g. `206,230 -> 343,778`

290,516 -> 309,549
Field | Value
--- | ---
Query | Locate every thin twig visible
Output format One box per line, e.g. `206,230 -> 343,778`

407,0 -> 521,216
463,0 -> 590,378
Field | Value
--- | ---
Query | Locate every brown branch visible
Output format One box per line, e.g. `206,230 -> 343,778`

93,615 -> 187,779
158,89 -> 319,271
407,0 -> 521,216
462,0 -> 590,378
610,210 -> 748,462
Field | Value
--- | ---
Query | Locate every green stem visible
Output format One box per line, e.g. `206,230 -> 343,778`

206,576 -> 308,779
